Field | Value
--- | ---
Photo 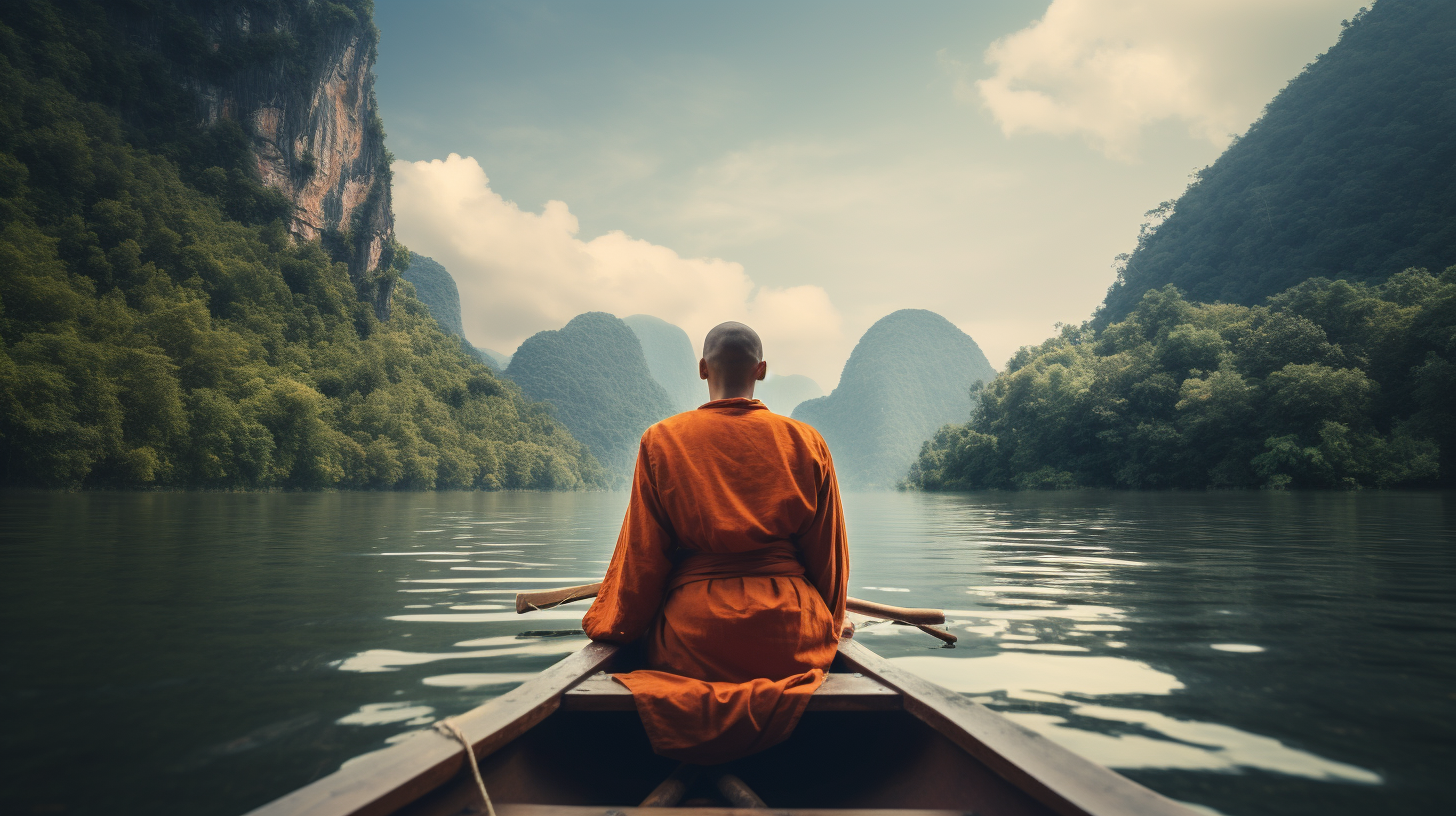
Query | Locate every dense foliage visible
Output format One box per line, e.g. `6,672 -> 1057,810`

0,0 -> 606,489
908,271 -> 1456,490
622,314 -> 703,413
1099,0 -> 1456,324
506,312 -> 676,481
794,309 -> 996,488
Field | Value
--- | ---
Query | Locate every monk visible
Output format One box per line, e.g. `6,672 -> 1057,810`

582,321 -> 849,765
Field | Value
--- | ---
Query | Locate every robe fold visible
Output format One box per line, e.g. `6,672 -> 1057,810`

582,397 -> 849,764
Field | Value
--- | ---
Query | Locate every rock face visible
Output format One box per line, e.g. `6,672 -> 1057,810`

756,374 -> 823,416
175,2 -> 397,318
623,315 -> 705,412
403,252 -> 465,337
506,313 -> 677,479
793,310 -> 996,489
1098,0 -> 1456,325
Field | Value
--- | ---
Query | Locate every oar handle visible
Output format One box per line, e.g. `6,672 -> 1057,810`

515,582 -> 603,614
514,582 -> 948,626
846,597 -> 944,626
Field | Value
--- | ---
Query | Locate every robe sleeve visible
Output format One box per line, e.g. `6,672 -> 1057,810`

583,433 -> 677,644
796,442 -> 849,637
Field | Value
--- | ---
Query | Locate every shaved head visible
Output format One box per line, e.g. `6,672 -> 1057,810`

700,322 -> 766,399
703,322 -> 763,369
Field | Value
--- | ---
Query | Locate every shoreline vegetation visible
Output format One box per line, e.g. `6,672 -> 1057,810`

908,272 -> 1456,491
910,1 -> 1455,493
4,1 -> 1453,494
0,1 -> 606,491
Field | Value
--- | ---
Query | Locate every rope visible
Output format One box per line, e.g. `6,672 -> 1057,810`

433,719 -> 497,816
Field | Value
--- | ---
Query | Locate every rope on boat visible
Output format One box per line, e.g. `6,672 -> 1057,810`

433,719 -> 497,816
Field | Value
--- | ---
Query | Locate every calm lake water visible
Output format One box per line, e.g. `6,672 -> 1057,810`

1,490 -> 1453,816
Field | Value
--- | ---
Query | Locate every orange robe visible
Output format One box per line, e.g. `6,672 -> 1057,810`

582,397 -> 849,764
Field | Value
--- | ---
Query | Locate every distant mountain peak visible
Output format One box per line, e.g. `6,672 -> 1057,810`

506,312 -> 677,479
793,309 -> 996,488
623,314 -> 706,413
403,253 -> 464,337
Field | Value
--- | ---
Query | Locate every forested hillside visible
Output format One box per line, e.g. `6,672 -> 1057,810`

1099,0 -> 1456,324
909,272 -> 1455,490
0,0 -> 605,489
793,309 -> 995,488
506,312 -> 676,480
402,252 -> 464,337
912,0 -> 1455,492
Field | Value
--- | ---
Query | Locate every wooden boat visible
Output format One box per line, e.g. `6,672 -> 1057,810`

246,637 -> 1201,816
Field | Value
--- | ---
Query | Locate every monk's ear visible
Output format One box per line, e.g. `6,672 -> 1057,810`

755,360 -> 767,381
698,358 -> 709,381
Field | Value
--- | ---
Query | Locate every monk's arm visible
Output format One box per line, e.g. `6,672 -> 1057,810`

582,436 -> 676,643
797,445 -> 850,638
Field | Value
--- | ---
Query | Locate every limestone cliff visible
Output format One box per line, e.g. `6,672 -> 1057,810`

132,1 -> 398,318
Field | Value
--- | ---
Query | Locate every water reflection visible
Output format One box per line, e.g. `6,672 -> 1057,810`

2,490 -> 1453,816
339,489 -> 1404,810
336,703 -> 435,727
838,491 -> 1454,815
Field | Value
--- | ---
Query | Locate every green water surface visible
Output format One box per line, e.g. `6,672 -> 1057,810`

1,490 -> 1452,815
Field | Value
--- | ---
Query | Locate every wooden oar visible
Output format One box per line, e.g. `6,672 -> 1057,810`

515,582 -> 957,644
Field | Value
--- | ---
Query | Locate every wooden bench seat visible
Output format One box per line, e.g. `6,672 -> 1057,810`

561,672 -> 902,712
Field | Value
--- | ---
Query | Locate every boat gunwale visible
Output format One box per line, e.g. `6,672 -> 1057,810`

835,640 -> 1200,816
243,641 -> 620,816
246,640 -> 1202,816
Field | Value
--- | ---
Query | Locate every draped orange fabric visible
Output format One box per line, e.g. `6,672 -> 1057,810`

582,397 -> 849,764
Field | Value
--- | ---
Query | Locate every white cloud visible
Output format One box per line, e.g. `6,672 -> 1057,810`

964,0 -> 1365,159
391,154 -> 844,386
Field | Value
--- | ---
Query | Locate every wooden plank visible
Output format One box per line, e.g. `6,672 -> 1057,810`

835,641 -> 1201,816
808,673 -> 903,711
562,671 -> 902,712
499,807 -> 967,816
244,642 -> 620,816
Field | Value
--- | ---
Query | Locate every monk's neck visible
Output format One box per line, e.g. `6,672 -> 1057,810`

707,383 -> 756,401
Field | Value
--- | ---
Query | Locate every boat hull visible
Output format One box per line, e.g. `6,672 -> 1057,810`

248,641 -> 1199,816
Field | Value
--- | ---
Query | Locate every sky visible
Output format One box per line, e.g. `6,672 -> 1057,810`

374,0 -> 1364,390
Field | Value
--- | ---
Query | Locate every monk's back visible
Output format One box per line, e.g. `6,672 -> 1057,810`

643,400 -> 831,553
584,386 -> 848,764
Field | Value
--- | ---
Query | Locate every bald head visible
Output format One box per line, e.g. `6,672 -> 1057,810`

700,322 -> 767,399
703,322 -> 763,368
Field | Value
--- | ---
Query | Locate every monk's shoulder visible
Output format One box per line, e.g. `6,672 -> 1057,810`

649,409 -> 697,432
758,410 -> 831,453
640,409 -> 699,445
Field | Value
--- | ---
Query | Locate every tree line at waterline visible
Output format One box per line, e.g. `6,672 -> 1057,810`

0,0 -> 606,490
5,0 -> 1453,493
908,0 -> 1456,492
908,272 -> 1456,491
